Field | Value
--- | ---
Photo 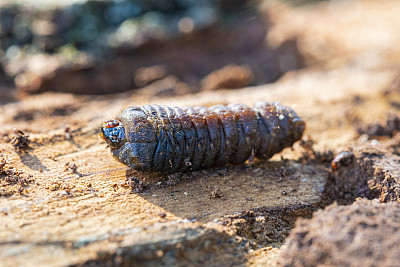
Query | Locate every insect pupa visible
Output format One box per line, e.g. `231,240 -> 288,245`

101,101 -> 305,173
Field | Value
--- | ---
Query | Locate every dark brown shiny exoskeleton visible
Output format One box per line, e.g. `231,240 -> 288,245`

101,101 -> 305,173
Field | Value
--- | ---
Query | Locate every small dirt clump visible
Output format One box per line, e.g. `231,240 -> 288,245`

357,114 -> 400,137
64,162 -> 78,173
299,138 -> 334,163
11,129 -> 30,151
127,177 -> 145,193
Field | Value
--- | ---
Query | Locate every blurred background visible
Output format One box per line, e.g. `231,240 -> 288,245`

0,0 -> 308,102
1,0 -> 400,112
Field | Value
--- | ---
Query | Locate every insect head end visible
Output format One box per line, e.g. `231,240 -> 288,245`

100,120 -> 126,149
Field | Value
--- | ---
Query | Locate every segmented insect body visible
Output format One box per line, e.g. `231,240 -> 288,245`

101,101 -> 305,173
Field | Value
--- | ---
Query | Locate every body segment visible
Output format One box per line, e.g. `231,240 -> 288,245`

101,102 -> 305,173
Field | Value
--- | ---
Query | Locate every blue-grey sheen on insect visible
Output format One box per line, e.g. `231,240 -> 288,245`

101,101 -> 305,173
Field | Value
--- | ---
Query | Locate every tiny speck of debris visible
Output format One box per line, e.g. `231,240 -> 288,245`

127,177 -> 145,193
279,114 -> 285,120
184,192 -> 188,196
65,127 -> 71,140
211,187 -> 223,198
11,129 -> 30,150
245,197 -> 253,201
64,162 -> 78,173
282,190 -> 287,195
158,212 -> 167,218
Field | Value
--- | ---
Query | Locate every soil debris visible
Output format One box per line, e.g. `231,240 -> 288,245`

211,187 -> 224,199
220,204 -> 317,247
323,148 -> 400,204
64,162 -> 78,173
278,200 -> 400,267
299,138 -> 334,163
11,129 -> 30,151
0,167 -> 35,197
323,152 -> 378,205
127,177 -> 145,193
64,127 -> 71,140
357,114 -> 400,137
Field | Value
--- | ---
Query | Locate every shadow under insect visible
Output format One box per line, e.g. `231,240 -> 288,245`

125,159 -> 329,246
